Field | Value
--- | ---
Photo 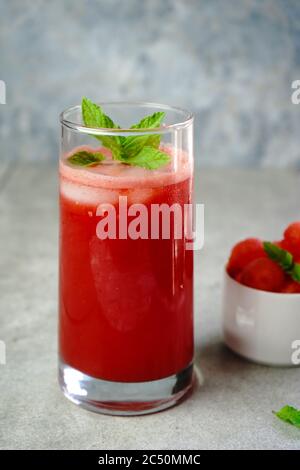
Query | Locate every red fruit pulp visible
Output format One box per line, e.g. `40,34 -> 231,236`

240,257 -> 285,292
59,149 -> 194,382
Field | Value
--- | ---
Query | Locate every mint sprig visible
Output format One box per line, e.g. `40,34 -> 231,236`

122,112 -> 165,157
273,405 -> 300,428
263,241 -> 300,283
263,242 -> 293,271
82,97 -> 119,130
291,263 -> 300,283
125,146 -> 171,170
82,97 -> 123,160
80,97 -> 170,169
67,150 -> 105,167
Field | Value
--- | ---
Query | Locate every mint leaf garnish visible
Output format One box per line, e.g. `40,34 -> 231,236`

263,242 -> 293,271
67,150 -> 105,167
131,111 -> 165,130
125,146 -> 170,170
122,112 -> 165,158
82,97 -> 119,130
82,97 -> 123,161
80,98 -> 170,169
263,241 -> 300,284
291,262 -> 300,283
273,405 -> 300,428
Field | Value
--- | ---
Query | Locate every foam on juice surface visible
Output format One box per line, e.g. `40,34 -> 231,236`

60,145 -> 192,205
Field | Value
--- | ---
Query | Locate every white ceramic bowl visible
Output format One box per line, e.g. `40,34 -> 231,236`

222,270 -> 300,366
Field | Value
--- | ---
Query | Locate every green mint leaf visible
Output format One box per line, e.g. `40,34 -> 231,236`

82,97 -> 119,130
122,112 -> 165,158
291,263 -> 300,283
80,99 -> 169,169
273,406 -> 300,428
131,111 -> 165,130
67,150 -> 105,167
82,97 -> 123,160
264,241 -> 300,284
126,146 -> 170,170
263,241 -> 294,271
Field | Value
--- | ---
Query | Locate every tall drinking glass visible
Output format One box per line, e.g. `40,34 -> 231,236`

59,102 -> 194,415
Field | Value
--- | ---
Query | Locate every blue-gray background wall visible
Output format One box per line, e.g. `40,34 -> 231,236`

1,0 -> 300,167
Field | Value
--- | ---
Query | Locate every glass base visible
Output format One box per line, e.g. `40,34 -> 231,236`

58,359 -> 194,416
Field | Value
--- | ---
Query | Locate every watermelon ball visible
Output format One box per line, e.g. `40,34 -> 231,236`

235,271 -> 243,284
227,238 -> 266,277
240,258 -> 285,292
283,222 -> 300,258
281,280 -> 300,294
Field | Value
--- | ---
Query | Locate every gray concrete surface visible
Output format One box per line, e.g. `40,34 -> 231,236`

0,163 -> 300,449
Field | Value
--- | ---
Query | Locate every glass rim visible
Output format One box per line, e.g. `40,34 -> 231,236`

60,101 -> 194,136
